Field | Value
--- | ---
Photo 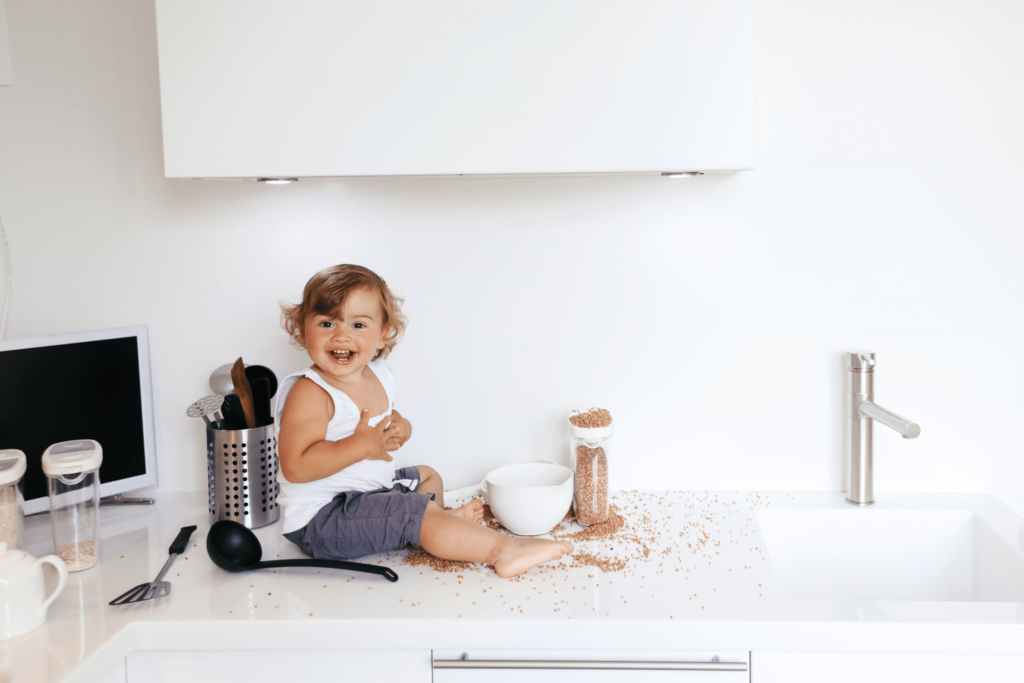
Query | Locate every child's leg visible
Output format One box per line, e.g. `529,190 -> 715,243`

418,501 -> 573,578
415,465 -> 445,504
415,465 -> 483,524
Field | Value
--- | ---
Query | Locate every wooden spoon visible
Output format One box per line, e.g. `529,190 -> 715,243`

230,357 -> 257,429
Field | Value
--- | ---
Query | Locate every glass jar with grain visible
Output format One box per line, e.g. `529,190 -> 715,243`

569,408 -> 613,527
42,440 -> 103,572
0,450 -> 27,551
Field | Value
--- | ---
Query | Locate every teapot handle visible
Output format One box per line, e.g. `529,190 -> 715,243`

33,555 -> 69,614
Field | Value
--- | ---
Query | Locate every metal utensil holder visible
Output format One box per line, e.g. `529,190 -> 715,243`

207,423 -> 280,529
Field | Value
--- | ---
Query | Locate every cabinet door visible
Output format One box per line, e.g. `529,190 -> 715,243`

155,0 -> 754,178
433,649 -> 749,683
126,649 -> 431,683
752,651 -> 1024,683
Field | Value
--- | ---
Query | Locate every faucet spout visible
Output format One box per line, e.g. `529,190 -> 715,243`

845,351 -> 921,506
858,400 -> 920,439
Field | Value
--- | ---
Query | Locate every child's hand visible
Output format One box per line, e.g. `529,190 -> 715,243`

354,409 -> 394,462
384,409 -> 410,451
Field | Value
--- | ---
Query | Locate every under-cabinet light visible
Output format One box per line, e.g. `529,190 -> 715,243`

257,178 -> 298,184
661,172 -> 704,178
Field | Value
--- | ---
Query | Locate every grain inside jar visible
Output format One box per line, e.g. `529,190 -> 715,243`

574,444 -> 609,525
569,408 -> 613,527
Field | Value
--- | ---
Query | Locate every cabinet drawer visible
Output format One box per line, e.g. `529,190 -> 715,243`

433,649 -> 749,683
126,649 -> 432,683
752,651 -> 1024,683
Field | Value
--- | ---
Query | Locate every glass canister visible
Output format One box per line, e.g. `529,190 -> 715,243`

41,440 -> 103,572
569,409 -> 614,527
0,450 -> 27,550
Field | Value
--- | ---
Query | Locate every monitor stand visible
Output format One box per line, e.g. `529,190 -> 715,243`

100,493 -> 155,506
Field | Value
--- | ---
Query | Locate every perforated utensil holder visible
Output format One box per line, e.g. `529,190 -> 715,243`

207,424 -> 280,529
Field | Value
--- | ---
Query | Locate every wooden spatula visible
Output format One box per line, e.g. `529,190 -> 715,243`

230,357 -> 257,429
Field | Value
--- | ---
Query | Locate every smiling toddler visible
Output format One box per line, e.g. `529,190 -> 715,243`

275,264 -> 573,577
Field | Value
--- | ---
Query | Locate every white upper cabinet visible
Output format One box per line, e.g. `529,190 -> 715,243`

154,0 -> 754,178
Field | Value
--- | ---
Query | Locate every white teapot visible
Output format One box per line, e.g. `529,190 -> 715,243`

0,541 -> 68,641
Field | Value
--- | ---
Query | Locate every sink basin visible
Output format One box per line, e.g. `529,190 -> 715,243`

756,508 -> 1024,602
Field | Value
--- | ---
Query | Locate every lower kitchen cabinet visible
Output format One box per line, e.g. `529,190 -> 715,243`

110,647 -> 1024,682
124,648 -> 746,683
125,649 -> 432,683
432,649 -> 749,683
752,651 -> 1024,683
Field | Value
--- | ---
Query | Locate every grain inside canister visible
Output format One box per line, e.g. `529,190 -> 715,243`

574,445 -> 609,525
0,497 -> 20,548
56,540 -> 97,572
570,408 -> 613,526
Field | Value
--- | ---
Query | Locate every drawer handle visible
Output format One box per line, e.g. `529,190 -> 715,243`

432,659 -> 747,672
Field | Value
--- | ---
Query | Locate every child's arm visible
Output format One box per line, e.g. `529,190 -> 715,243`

279,379 -> 394,483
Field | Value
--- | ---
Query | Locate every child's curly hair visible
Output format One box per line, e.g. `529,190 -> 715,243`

280,264 -> 407,360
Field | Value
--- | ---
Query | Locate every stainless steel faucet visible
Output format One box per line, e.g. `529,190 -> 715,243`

845,351 -> 920,506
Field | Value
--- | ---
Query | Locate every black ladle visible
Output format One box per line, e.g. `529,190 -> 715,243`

206,520 -> 398,582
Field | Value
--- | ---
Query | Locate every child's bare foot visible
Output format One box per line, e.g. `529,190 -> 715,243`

491,538 -> 574,579
451,498 -> 484,524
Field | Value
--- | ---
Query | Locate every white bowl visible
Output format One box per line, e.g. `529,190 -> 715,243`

484,463 -> 574,536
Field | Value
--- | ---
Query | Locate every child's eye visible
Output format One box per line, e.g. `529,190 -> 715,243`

319,321 -> 333,328
353,323 -> 365,329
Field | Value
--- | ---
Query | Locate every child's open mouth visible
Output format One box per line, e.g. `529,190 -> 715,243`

330,350 -> 356,363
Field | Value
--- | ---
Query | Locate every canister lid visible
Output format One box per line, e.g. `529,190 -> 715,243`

568,415 -> 614,440
0,450 -> 27,486
41,440 -> 103,476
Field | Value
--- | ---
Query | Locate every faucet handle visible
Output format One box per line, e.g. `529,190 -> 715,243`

846,351 -> 876,371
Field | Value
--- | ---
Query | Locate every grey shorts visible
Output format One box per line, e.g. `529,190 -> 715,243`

283,467 -> 434,560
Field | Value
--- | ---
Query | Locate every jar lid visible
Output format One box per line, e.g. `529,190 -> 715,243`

568,415 -> 614,440
0,450 -> 27,486
41,440 -> 103,476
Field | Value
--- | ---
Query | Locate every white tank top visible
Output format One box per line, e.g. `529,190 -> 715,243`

274,360 -> 397,533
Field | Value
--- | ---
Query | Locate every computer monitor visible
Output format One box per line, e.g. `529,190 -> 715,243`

0,325 -> 159,514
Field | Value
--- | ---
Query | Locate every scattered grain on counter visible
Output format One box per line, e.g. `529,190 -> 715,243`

56,540 -> 96,571
481,503 -> 505,532
572,549 -> 627,573
385,489 -> 774,623
552,504 -> 625,543
403,548 -> 478,573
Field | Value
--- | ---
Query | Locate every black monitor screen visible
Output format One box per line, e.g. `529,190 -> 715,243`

0,336 -> 147,502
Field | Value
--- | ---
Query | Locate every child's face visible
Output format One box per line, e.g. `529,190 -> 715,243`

302,287 -> 389,381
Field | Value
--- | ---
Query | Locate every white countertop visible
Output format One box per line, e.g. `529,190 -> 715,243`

4,490 -> 1024,682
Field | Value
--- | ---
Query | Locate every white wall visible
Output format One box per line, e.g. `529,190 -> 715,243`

0,0 -> 1022,509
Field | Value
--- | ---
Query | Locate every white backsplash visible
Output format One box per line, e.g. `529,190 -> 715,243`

0,0 -> 1021,510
